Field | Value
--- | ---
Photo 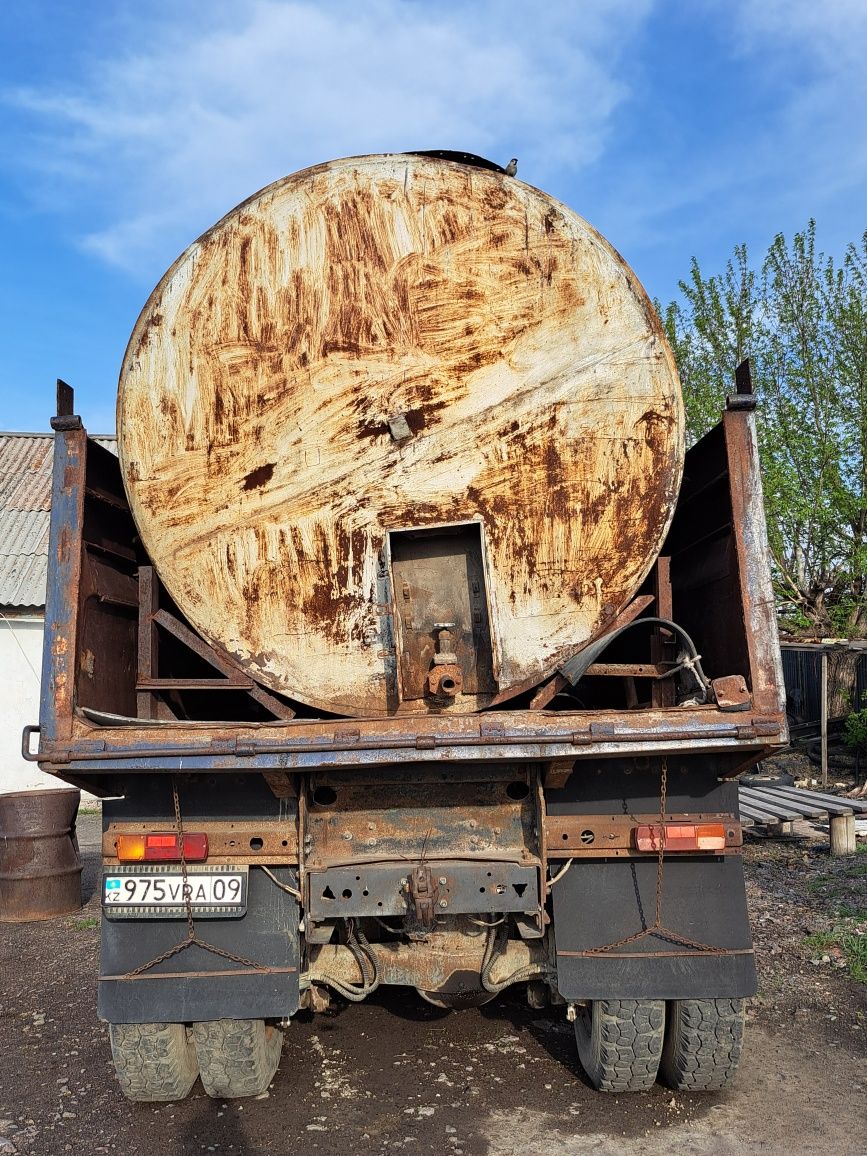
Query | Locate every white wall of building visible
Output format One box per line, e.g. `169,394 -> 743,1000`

0,615 -> 65,793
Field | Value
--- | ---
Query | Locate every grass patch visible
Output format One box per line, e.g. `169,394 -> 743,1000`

836,905 -> 867,920
801,845 -> 867,982
844,933 -> 867,984
71,917 -> 99,930
803,932 -> 836,951
807,879 -> 848,897
807,854 -> 867,897
803,919 -> 867,984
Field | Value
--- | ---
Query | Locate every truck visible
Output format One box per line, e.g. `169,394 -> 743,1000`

28,151 -> 787,1101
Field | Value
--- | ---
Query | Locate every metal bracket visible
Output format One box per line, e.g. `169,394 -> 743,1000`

726,358 -> 758,411
407,863 -> 439,925
711,675 -> 752,712
306,860 -> 540,922
50,379 -> 83,431
20,724 -> 41,762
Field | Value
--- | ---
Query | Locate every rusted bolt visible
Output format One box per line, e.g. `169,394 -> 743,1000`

439,899 -> 448,909
342,831 -> 353,841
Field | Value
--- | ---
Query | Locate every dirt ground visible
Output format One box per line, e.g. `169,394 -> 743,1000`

1,794 -> 865,1156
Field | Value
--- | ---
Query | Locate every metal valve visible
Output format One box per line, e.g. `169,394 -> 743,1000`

427,623 -> 463,698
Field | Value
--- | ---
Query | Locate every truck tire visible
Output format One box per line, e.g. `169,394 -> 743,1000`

108,1022 -> 199,1102
192,1018 -> 282,1098
659,998 -> 745,1091
574,999 -> 665,1092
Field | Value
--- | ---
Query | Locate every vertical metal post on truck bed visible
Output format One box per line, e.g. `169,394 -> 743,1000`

39,381 -> 86,746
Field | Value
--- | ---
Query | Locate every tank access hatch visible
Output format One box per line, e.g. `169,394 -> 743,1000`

386,522 -> 499,706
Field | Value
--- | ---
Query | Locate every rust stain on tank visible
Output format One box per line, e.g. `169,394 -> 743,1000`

242,463 -> 275,491
117,153 -> 684,717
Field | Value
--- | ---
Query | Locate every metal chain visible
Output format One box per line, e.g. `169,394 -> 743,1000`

172,776 -> 195,941
586,758 -> 722,956
123,778 -> 274,979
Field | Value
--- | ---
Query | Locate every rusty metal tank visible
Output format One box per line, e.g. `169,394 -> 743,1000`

0,788 -> 82,921
118,152 -> 684,717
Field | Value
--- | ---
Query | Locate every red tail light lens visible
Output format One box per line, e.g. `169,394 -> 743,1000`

116,832 -> 209,862
633,823 -> 727,852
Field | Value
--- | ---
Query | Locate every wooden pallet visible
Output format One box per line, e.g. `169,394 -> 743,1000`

738,784 -> 867,855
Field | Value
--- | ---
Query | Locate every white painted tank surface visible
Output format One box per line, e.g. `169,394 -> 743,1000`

118,153 -> 684,716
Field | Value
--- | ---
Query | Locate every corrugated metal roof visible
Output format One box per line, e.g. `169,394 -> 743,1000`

0,433 -> 117,609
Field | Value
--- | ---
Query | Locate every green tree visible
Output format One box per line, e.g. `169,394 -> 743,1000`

662,222 -> 867,639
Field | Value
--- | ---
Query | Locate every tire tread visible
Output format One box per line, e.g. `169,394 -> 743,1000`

192,1018 -> 282,1098
575,999 -> 665,1092
109,1022 -> 199,1102
659,997 -> 745,1091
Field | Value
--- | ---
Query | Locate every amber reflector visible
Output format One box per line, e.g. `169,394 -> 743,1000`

116,833 -> 209,862
633,823 -> 727,852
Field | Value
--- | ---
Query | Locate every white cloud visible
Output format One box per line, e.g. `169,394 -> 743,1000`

596,0 -> 867,274
720,0 -> 867,202
7,0 -> 653,275
731,0 -> 867,71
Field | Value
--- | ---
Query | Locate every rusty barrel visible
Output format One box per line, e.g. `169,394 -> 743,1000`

0,788 -> 82,921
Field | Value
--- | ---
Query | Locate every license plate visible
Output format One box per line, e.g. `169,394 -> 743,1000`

102,865 -> 248,919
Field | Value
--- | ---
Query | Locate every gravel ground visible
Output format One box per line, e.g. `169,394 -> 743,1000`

0,804 -> 864,1156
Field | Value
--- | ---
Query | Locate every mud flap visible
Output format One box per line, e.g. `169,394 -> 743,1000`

98,865 -> 301,1023
552,855 -> 756,1001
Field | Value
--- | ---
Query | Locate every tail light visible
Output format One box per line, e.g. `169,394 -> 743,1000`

116,832 -> 209,862
633,823 -> 727,852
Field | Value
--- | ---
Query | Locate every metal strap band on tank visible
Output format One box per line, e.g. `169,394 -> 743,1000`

121,778 -> 276,980
572,758 -> 737,959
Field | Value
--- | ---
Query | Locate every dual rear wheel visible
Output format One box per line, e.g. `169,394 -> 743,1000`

109,1018 -> 282,1102
109,998 -> 743,1101
574,997 -> 745,1093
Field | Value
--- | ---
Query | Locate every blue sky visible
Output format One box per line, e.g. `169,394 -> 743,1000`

1,0 -> 865,433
